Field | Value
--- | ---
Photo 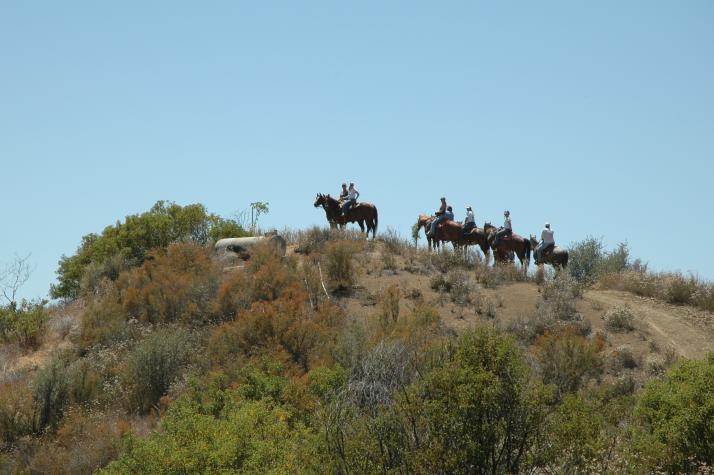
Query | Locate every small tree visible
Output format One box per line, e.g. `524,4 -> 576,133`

249,201 -> 270,230
0,253 -> 33,307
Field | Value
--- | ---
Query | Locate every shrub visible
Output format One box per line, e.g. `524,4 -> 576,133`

693,285 -> 714,313
0,381 -> 34,447
603,305 -> 636,333
431,270 -> 472,304
0,300 -> 47,350
413,328 -> 551,474
346,340 -> 410,408
51,200 -> 248,299
211,290 -> 339,373
324,240 -> 357,290
380,249 -> 398,273
78,288 -> 127,349
377,285 -> 400,327
633,354 -> 714,472
508,276 -> 589,343
119,243 -> 221,324
598,270 -> 714,314
28,409 -> 125,474
664,273 -> 699,305
542,393 -> 631,473
101,393 -> 322,474
124,328 -> 194,413
32,358 -> 71,431
533,327 -> 603,399
294,226 -> 332,255
380,228 -> 411,256
568,237 -> 629,284
610,345 -> 639,371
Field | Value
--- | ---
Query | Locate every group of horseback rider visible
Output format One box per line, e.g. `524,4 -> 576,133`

426,197 -> 556,264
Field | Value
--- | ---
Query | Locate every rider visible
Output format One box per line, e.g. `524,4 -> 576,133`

338,183 -> 349,203
428,197 -> 448,238
535,222 -> 555,263
462,206 -> 476,234
445,206 -> 454,221
493,210 -> 512,246
342,182 -> 360,215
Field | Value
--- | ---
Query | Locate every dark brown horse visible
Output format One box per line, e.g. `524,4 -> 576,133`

314,193 -> 378,239
529,235 -> 569,270
484,223 -> 530,271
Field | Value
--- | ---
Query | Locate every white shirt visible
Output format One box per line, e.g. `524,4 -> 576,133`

348,188 -> 359,200
465,210 -> 475,224
541,228 -> 554,244
504,217 -> 512,230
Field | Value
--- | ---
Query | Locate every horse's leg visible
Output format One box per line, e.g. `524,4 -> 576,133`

358,220 -> 365,235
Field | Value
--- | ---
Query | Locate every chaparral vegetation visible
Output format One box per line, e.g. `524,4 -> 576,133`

1,202 -> 713,474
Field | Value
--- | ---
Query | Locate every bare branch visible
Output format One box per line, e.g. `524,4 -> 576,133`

0,253 -> 34,305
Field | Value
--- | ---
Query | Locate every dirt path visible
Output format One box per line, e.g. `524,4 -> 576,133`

585,290 -> 714,359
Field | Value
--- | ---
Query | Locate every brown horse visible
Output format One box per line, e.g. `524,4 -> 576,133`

529,235 -> 569,270
484,223 -> 530,271
314,193 -> 378,239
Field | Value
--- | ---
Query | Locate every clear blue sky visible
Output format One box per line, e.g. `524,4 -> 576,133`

1,1 -> 713,300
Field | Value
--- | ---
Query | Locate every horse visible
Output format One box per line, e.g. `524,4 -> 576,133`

416,215 -> 490,258
484,222 -> 530,271
314,193 -> 378,239
529,235 -> 569,270
416,214 -> 444,251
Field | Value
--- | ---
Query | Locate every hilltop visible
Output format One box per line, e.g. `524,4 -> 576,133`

2,203 -> 714,473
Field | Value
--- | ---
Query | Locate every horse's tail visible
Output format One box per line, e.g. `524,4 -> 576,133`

562,250 -> 569,269
372,207 -> 379,239
524,237 -> 532,264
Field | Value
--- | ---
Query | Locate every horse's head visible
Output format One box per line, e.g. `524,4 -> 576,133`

417,214 -> 430,227
314,193 -> 325,208
529,234 -> 538,246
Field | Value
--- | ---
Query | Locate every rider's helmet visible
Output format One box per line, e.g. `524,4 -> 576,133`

440,197 -> 446,201
545,222 -> 550,228
504,210 -> 510,217
447,206 -> 453,212
466,206 -> 472,211
342,183 -> 347,188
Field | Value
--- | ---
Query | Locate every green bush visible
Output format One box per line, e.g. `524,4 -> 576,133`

101,392 -> 322,474
0,300 -> 47,349
51,201 -> 248,300
412,328 -> 551,473
124,328 -> 194,413
633,354 -> 714,472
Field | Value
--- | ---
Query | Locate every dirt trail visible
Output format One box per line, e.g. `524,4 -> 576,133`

584,289 -> 714,359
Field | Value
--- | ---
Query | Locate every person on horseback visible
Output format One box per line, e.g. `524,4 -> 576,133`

535,222 -> 555,264
338,183 -> 349,203
462,206 -> 476,235
493,210 -> 512,246
428,197 -> 448,238
445,206 -> 454,221
342,182 -> 360,215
